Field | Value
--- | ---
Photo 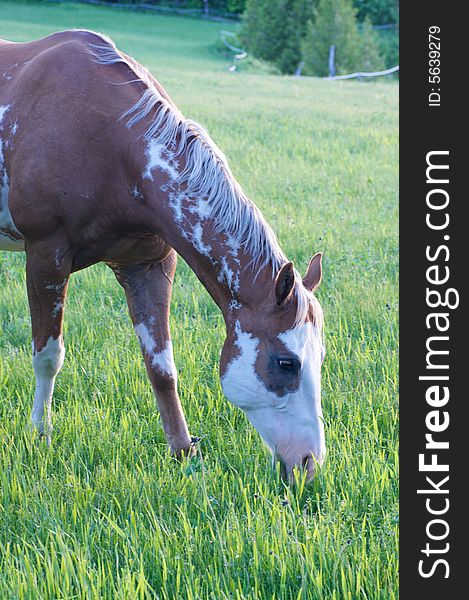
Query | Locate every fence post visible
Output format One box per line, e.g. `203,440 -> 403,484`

328,45 -> 336,78
294,61 -> 304,76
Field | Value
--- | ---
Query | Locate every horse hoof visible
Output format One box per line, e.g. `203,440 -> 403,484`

29,421 -> 52,447
171,444 -> 196,460
29,428 -> 52,448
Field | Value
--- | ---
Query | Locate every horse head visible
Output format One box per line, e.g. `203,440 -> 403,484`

220,253 -> 325,482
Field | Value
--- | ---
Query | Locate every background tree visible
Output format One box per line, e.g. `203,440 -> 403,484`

353,0 -> 398,24
359,17 -> 385,72
69,0 -> 398,70
241,0 -> 314,74
353,0 -> 398,68
226,0 -> 247,13
302,0 -> 360,76
277,0 -> 316,73
105,0 -> 247,14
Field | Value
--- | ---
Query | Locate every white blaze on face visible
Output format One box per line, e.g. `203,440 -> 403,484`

277,323 -> 326,465
221,321 -> 325,469
221,321 -> 260,409
134,322 -> 177,379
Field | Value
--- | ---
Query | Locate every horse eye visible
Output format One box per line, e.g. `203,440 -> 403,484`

278,359 -> 294,371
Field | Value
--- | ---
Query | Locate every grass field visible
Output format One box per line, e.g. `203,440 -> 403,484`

0,2 -> 398,598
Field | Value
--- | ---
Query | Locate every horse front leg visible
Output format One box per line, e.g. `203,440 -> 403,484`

26,242 -> 71,444
111,252 -> 194,459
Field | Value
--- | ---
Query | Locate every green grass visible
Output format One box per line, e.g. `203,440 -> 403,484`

0,2 -> 398,598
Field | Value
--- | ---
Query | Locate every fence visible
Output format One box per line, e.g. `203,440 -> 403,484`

326,44 -> 398,80
219,30 -> 247,72
46,1 -> 398,78
46,0 -> 240,21
326,65 -> 399,80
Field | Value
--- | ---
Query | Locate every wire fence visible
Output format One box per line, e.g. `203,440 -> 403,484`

46,1 -> 398,29
45,0 -> 240,21
326,65 -> 399,80
324,44 -> 398,80
46,0 -> 398,79
220,34 -> 398,80
219,30 -> 247,72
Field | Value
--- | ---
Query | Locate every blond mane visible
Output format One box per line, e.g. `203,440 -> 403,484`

87,32 -> 320,328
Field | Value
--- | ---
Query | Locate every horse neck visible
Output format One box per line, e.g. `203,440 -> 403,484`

87,36 -> 284,317
124,110 -> 285,320
155,207 -> 278,323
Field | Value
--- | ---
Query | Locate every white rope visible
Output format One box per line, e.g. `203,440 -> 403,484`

219,30 -> 247,71
326,65 -> 399,80
219,30 -> 246,56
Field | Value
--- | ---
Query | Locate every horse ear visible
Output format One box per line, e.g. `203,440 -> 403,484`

275,262 -> 295,306
303,252 -> 322,292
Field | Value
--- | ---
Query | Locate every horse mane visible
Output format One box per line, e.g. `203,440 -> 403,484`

86,32 -> 319,328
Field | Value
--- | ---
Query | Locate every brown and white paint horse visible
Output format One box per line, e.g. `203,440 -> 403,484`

0,31 -> 325,481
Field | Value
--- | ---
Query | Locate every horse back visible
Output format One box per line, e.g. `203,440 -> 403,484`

0,31 -> 148,246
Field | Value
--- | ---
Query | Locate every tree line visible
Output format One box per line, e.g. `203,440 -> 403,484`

73,0 -> 399,76
104,0 -> 398,24
240,0 -> 398,76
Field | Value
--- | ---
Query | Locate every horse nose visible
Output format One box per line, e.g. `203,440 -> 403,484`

299,455 -> 316,482
277,441 -> 325,483
280,453 -> 319,483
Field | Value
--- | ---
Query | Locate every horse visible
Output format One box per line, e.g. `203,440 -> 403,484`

0,30 -> 325,481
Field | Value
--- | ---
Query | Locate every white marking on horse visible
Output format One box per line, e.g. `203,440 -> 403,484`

168,190 -> 184,223
221,321 -> 325,467
55,249 -> 62,267
277,322 -> 326,464
221,321 -> 260,410
2,63 -> 18,81
45,279 -> 67,292
88,40 -> 288,280
152,341 -> 177,379
218,256 -> 234,288
225,233 -> 240,257
52,302 -> 63,318
0,104 -> 24,251
232,270 -> 240,292
134,322 -> 177,379
131,184 -> 144,201
188,197 -> 211,220
217,257 -> 240,293
191,222 -> 212,258
0,105 -> 10,123
134,322 -> 154,354
228,299 -> 242,311
4,120 -> 18,150
31,336 -> 65,434
143,139 -> 178,181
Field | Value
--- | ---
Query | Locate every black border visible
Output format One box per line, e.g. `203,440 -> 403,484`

400,3 -> 466,596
